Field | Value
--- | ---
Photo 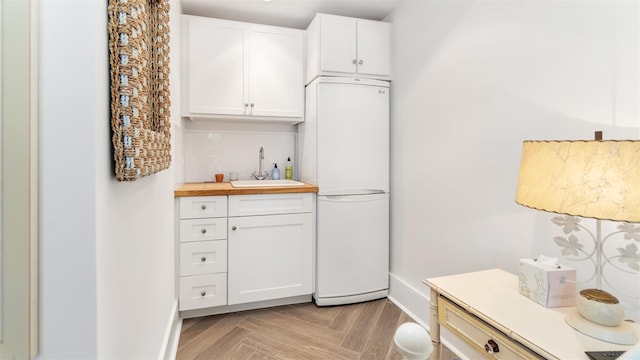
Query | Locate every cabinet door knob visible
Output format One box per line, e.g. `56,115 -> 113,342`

232,226 -> 237,230
484,339 -> 499,353
200,204 -> 206,210
200,291 -> 206,297
201,228 -> 207,234
200,256 -> 206,262
352,59 -> 357,64
358,59 -> 363,65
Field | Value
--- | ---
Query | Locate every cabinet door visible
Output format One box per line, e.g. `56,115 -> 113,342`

319,15 -> 357,74
227,213 -> 313,305
356,19 -> 391,77
187,17 -> 247,115
248,26 -> 304,117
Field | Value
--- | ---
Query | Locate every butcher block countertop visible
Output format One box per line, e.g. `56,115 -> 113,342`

174,182 -> 319,197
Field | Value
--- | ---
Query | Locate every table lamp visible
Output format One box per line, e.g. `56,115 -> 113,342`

515,131 -> 640,345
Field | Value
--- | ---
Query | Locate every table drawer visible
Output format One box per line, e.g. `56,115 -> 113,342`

179,196 -> 228,219
438,296 -> 544,360
180,217 -> 227,242
180,240 -> 227,276
179,273 -> 227,311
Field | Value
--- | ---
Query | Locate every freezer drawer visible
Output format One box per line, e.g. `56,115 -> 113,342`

316,193 -> 389,298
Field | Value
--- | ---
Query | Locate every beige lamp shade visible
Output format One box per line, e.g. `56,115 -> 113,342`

515,140 -> 640,223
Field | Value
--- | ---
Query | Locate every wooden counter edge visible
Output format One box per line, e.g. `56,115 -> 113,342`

174,183 -> 319,197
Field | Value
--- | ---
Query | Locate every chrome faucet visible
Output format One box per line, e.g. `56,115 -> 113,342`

251,146 -> 269,180
259,146 -> 264,175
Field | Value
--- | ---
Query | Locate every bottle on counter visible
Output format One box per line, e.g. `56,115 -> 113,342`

285,157 -> 293,180
272,163 -> 280,180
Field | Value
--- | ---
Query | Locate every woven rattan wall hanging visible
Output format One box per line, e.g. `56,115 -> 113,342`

108,0 -> 171,181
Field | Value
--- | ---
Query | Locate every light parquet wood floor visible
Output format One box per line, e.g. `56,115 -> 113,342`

176,298 -> 421,360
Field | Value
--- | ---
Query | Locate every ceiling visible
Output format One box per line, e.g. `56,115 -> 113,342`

180,0 -> 407,29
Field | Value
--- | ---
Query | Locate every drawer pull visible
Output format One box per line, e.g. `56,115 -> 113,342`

200,257 -> 206,262
200,204 -> 206,210
232,226 -> 237,230
484,339 -> 499,353
200,291 -> 206,297
201,228 -> 207,234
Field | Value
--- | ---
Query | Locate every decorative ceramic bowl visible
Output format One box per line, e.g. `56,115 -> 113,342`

576,289 -> 624,327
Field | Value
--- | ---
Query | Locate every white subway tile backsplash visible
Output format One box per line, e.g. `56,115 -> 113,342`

183,130 -> 297,183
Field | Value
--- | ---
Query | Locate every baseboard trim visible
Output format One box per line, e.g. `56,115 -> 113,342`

159,299 -> 181,360
388,273 -> 430,329
179,294 -> 312,319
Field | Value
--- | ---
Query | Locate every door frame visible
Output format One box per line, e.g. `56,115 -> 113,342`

1,0 -> 39,358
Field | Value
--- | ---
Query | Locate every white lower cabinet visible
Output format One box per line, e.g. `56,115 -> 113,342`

179,273 -> 228,310
177,192 -> 314,313
228,212 -> 313,305
179,240 -> 227,276
178,196 -> 228,311
179,218 -> 227,242
227,193 -> 314,305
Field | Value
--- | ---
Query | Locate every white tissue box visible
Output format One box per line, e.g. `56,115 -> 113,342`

518,258 -> 576,307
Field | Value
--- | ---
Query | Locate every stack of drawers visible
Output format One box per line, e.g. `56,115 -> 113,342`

178,196 -> 228,311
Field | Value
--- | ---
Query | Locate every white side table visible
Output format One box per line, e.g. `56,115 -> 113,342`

424,269 -> 638,359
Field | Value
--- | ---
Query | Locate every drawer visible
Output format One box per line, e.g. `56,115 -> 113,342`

179,273 -> 227,311
180,240 -> 227,276
228,193 -> 313,217
179,196 -> 227,219
438,296 -> 544,360
180,217 -> 227,242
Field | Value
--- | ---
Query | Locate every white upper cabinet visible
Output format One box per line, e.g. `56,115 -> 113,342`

355,20 -> 391,76
248,29 -> 304,118
306,13 -> 391,83
184,17 -> 247,117
181,15 -> 304,121
317,15 -> 357,74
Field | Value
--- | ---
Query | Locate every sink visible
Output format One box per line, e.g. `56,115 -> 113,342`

230,179 -> 305,188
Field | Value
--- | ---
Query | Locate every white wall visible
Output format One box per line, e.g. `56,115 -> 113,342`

94,0 -> 179,356
39,0 -> 179,358
387,0 -> 640,327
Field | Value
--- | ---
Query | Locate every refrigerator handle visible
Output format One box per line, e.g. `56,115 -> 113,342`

318,193 -> 388,202
318,189 -> 386,197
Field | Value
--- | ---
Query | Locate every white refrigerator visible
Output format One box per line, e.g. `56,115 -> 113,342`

299,77 -> 389,306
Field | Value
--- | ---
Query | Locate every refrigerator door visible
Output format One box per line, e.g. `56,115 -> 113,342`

316,80 -> 389,195
315,193 -> 389,302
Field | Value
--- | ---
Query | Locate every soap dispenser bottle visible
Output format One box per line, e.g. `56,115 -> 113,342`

271,163 -> 280,180
285,157 -> 293,180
